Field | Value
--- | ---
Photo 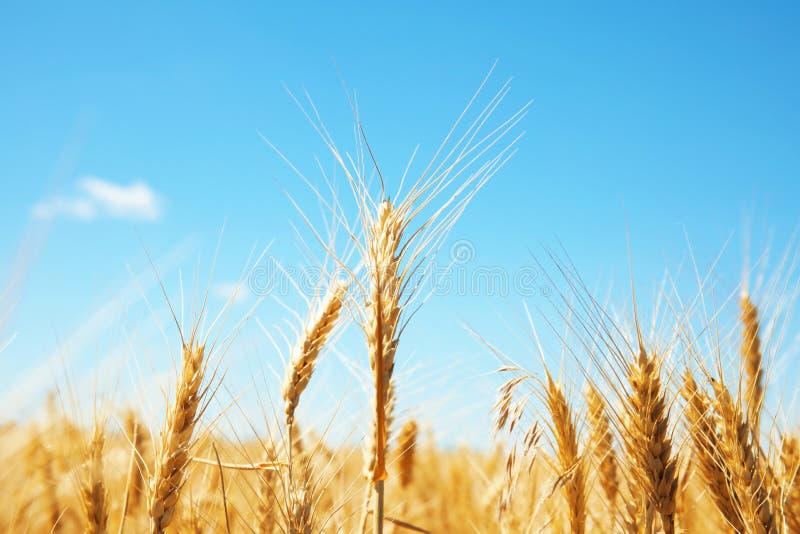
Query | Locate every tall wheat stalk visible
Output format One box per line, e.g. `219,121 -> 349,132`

277,67 -> 526,533
363,200 -> 405,534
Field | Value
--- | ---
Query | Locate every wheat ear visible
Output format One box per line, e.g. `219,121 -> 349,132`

622,347 -> 678,534
282,281 -> 347,442
80,420 -> 108,534
710,379 -> 776,534
362,199 -> 405,534
544,373 -> 586,534
680,371 -> 743,531
740,294 -> 765,435
397,420 -> 418,489
148,341 -> 208,534
584,383 -> 618,507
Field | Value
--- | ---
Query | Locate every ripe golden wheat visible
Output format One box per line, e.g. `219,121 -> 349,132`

2,77 -> 799,534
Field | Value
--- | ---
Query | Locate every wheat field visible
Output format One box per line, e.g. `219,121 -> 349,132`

1,75 -> 799,534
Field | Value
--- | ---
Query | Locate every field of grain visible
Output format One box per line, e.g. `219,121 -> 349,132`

2,76 -> 799,534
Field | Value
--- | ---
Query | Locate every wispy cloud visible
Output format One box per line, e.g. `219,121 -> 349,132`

33,177 -> 164,221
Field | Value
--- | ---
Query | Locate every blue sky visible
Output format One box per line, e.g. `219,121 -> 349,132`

2,2 -> 799,444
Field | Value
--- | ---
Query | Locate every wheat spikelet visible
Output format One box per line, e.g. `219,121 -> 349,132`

584,383 -> 618,507
397,420 -> 418,489
544,373 -> 585,534
148,341 -> 208,534
680,371 -> 743,531
740,294 -> 765,434
710,378 -> 776,534
79,420 -> 107,534
622,347 -> 678,534
282,280 -> 347,432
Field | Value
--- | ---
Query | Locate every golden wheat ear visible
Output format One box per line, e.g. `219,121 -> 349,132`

621,347 -> 678,534
360,199 -> 405,534
739,294 -> 765,434
282,280 -> 348,444
397,420 -> 418,490
148,340 -> 210,534
543,373 -> 586,534
679,370 -> 743,531
710,378 -> 777,534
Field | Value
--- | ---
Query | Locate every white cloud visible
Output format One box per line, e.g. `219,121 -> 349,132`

33,177 -> 163,221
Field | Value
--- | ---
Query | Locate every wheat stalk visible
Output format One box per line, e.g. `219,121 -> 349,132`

361,199 -> 405,534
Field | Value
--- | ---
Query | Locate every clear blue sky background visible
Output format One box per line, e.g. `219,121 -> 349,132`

1,2 -> 799,444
